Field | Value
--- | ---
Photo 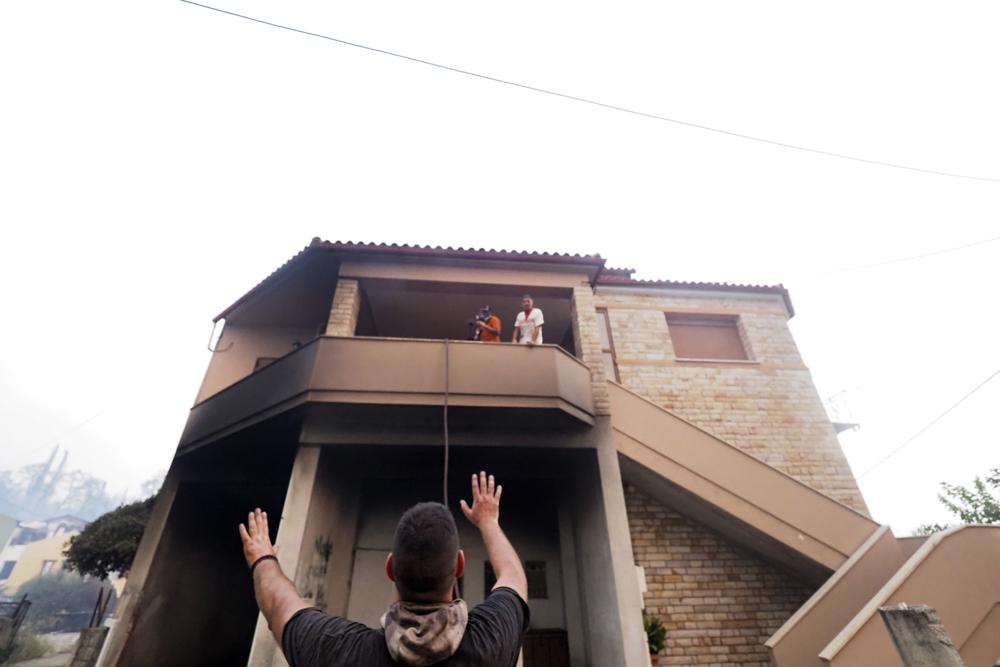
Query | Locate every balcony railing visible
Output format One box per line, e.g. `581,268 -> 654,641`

179,336 -> 595,450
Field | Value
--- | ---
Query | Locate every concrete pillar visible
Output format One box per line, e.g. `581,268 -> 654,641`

592,420 -> 650,666
96,471 -> 180,667
571,284 -> 611,416
557,503 -> 588,667
572,282 -> 646,663
247,446 -> 322,667
246,446 -> 361,667
70,627 -> 109,667
326,279 -> 361,337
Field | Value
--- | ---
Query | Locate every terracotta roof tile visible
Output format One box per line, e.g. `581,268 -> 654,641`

308,238 -> 606,264
596,273 -> 793,316
601,267 -> 636,277
217,239 -> 793,320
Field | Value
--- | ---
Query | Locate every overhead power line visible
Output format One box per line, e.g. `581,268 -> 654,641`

857,367 -> 1000,479
782,234 -> 1000,280
178,0 -> 1000,184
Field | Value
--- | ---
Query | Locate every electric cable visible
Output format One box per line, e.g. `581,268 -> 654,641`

177,0 -> 1000,183
857,366 -> 1000,479
781,235 -> 1000,280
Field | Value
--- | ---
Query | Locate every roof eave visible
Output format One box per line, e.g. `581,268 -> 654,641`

596,277 -> 795,318
215,239 -> 608,322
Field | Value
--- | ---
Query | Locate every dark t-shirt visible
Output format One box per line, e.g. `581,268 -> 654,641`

282,587 -> 529,667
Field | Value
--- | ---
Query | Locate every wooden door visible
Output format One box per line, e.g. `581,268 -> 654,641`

523,629 -> 570,667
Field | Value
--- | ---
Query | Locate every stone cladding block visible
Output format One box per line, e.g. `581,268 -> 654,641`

626,485 -> 814,666
598,288 -> 869,515
70,627 -> 110,667
326,279 -> 361,337
571,284 -> 611,416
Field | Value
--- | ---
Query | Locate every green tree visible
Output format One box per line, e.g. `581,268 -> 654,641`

914,466 -> 1000,535
63,495 -> 156,579
17,572 -> 115,633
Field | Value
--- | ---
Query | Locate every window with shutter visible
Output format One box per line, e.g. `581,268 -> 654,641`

665,314 -> 749,361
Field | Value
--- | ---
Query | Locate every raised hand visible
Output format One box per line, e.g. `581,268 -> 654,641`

239,508 -> 277,568
460,471 -> 502,528
238,508 -> 310,646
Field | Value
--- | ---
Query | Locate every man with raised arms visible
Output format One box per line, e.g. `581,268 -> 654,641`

239,471 -> 529,666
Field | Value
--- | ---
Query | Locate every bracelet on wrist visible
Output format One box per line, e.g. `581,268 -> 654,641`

250,554 -> 278,575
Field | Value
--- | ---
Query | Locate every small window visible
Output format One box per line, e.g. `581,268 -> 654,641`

484,561 -> 547,598
595,309 -> 620,382
0,561 -> 15,579
253,357 -> 278,372
11,527 -> 46,545
525,561 -> 548,599
666,314 -> 749,361
40,560 -> 56,575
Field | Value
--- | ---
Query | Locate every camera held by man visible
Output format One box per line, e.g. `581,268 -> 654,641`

469,305 -> 502,342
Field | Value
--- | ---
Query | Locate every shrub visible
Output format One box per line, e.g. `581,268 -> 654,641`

64,495 -> 156,580
644,614 -> 667,655
17,571 -> 115,634
2,630 -> 52,662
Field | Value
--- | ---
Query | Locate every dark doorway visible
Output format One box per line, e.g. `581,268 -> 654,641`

524,629 -> 570,667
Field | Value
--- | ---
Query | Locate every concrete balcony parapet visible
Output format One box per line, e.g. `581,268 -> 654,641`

179,336 -> 595,452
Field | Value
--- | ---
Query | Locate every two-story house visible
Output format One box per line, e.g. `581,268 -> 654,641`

98,239 -> 1000,667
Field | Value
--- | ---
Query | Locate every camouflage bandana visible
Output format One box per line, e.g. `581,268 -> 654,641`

381,598 -> 469,666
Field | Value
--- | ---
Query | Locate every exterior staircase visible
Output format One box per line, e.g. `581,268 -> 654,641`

607,381 -> 1000,666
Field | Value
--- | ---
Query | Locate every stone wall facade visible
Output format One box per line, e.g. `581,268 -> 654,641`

626,485 -> 815,666
596,286 -> 868,514
326,278 -> 361,337
571,284 -> 611,416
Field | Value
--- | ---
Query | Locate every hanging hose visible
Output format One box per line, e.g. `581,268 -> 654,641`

443,339 -> 461,600
443,338 -> 450,507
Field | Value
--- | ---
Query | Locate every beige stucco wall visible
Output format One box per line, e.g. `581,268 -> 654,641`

626,486 -> 814,666
195,324 -> 320,403
821,525 -> 1000,667
345,482 -> 567,631
597,286 -> 868,514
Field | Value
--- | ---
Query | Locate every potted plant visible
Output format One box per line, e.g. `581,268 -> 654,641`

644,614 -> 667,666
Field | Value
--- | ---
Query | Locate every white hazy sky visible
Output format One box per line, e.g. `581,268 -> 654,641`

1,0 -> 997,533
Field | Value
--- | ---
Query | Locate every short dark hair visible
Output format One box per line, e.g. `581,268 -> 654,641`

392,502 -> 459,601
522,294 -> 533,301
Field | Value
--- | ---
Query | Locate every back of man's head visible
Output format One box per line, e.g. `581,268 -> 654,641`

391,502 -> 459,602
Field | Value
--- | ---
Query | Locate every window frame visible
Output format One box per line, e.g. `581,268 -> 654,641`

253,357 -> 278,372
483,560 -> 548,598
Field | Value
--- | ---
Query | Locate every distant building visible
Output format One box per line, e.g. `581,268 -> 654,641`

2,532 -> 80,594
0,516 -> 87,593
0,516 -> 16,560
100,240 -> 1000,667
0,515 -> 17,586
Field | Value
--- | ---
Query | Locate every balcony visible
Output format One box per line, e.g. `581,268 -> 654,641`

179,336 -> 596,451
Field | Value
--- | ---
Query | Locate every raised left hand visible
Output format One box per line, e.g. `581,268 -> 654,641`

239,508 -> 277,568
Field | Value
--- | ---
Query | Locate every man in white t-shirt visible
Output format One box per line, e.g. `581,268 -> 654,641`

512,294 -> 544,345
